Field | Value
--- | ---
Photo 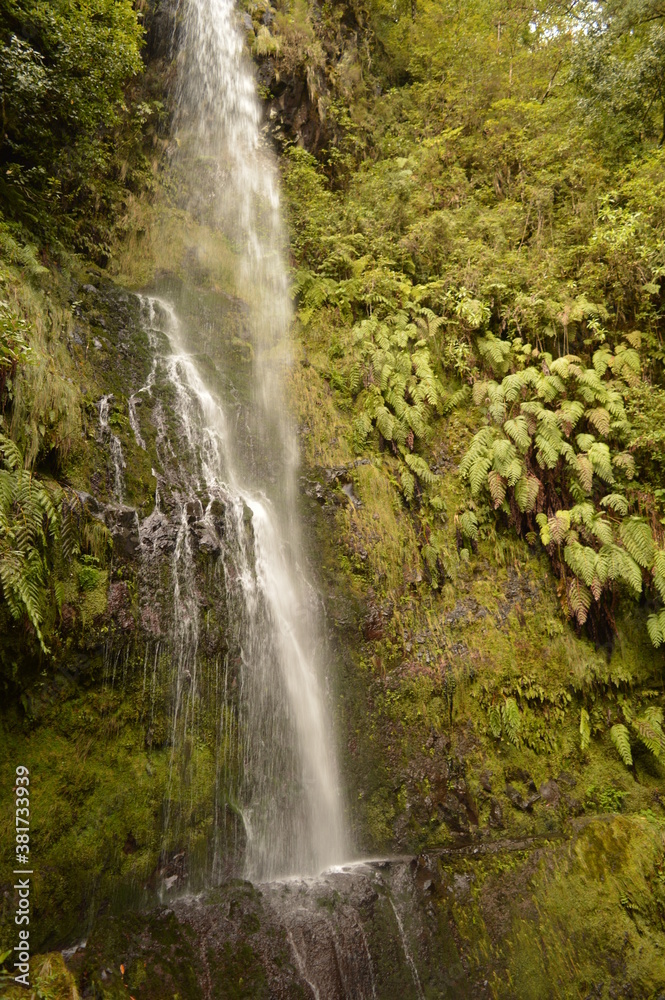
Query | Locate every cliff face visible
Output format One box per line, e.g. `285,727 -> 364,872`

2,1 -> 665,997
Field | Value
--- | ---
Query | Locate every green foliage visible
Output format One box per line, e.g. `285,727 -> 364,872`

0,0 -> 145,251
580,707 -> 591,751
0,298 -> 33,408
611,723 -> 634,767
610,701 -> 665,768
0,433 -> 106,653
487,696 -> 522,745
0,434 -> 59,650
342,310 -> 443,499
460,337 -> 665,643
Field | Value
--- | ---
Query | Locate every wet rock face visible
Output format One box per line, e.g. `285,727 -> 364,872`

81,860 -> 459,999
74,817 -> 665,999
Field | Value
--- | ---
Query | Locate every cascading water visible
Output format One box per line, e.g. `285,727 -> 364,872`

161,0 -> 348,880
135,295 -> 346,880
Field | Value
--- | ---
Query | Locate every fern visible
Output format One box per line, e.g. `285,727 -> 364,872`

610,724 -> 633,767
477,333 -> 511,374
580,707 -> 591,751
458,509 -> 478,542
501,696 -> 521,746
460,339 -> 665,645
514,474 -> 540,513
567,577 -> 592,625
619,517 -> 654,569
600,493 -> 628,515
647,610 -> 665,648
488,704 -> 502,738
0,435 -> 60,651
632,715 -> 664,757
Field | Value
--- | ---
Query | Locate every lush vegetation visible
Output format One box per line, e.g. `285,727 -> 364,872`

0,0 -> 155,256
279,1 -> 665,636
2,1 -> 665,991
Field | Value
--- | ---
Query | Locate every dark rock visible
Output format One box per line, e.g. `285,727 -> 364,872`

139,509 -> 179,557
140,604 -> 163,637
193,521 -> 222,556
108,581 -> 135,631
364,600 -> 393,640
489,797 -> 504,828
59,604 -> 77,633
539,779 -> 560,805
186,498 -> 204,522
505,783 -> 540,812
103,505 -> 141,560
480,770 -> 493,793
261,10 -> 274,26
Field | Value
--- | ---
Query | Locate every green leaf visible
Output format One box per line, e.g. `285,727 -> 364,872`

619,517 -> 654,569
610,724 -> 633,768
514,474 -> 540,513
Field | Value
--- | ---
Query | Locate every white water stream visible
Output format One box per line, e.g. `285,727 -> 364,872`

164,0 -> 349,880
138,295 -> 347,879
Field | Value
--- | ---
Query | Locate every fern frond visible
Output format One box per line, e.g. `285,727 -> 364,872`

515,474 -> 540,513
400,468 -> 416,503
600,493 -> 628,516
576,454 -> 594,493
501,697 -> 521,746
586,407 -> 611,437
488,471 -> 506,508
488,705 -> 502,738
458,510 -> 479,541
442,385 -> 470,414
632,716 -> 664,757
612,452 -> 636,479
619,517 -> 654,569
610,723 -> 633,767
567,576 -> 592,624
647,610 -> 665,648
504,415 -> 531,452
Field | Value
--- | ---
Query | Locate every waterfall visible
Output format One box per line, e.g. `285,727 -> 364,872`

143,0 -> 347,880
138,297 -> 346,879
